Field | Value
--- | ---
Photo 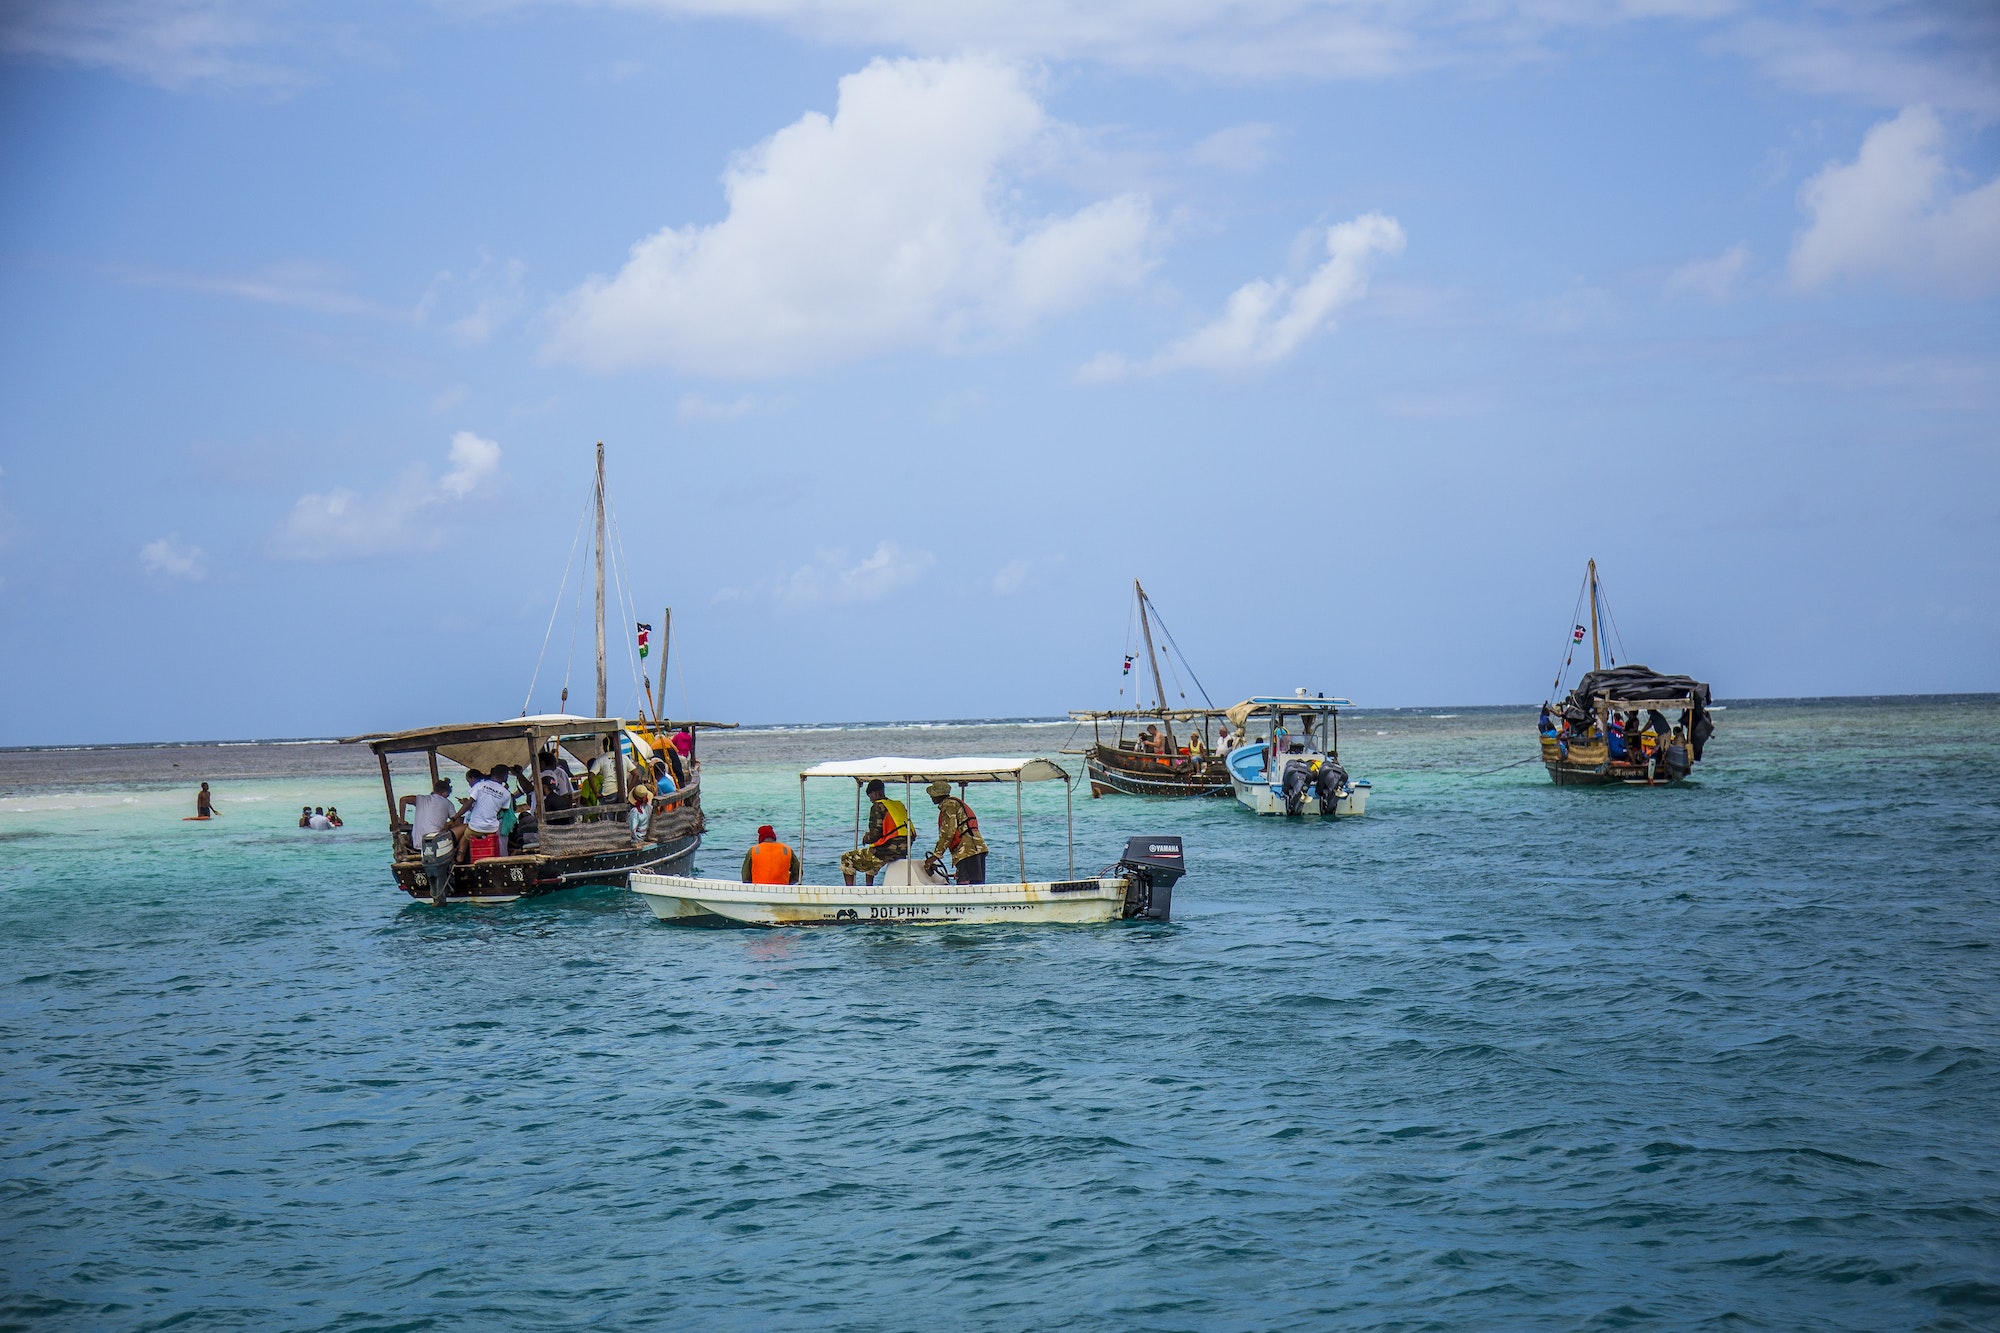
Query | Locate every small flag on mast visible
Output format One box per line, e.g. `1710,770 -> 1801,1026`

1572,624 -> 1587,644
1122,654 -> 1134,676
637,622 -> 652,660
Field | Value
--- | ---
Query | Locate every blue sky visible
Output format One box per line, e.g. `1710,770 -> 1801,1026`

1,1 -> 1995,744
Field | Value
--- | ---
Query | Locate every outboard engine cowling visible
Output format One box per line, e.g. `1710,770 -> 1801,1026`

1282,760 -> 1313,816
1316,761 -> 1349,816
1115,835 -> 1184,921
420,830 -> 456,906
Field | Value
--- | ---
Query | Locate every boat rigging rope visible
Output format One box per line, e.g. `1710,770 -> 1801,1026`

1596,570 -> 1629,667
522,488 -> 595,716
1144,595 -> 1216,710
1468,755 -> 1544,778
1118,594 -> 1138,702
1550,568 -> 1589,701
606,492 -> 644,717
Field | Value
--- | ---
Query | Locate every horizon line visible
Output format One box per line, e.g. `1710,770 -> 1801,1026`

4,691 -> 1995,754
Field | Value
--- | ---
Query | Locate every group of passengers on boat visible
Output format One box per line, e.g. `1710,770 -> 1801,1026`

1539,703 -> 1696,779
399,733 -> 696,868
1120,723 -> 1218,760
740,778 -> 992,889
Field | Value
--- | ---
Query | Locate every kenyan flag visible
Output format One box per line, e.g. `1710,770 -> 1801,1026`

636,622 -> 651,659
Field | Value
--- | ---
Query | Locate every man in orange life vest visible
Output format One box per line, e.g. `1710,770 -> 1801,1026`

925,780 -> 989,884
740,825 -> 801,884
840,779 -> 910,885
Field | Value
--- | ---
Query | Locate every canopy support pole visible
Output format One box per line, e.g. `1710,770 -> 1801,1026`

1016,776 -> 1025,884
800,776 -> 808,882
1065,778 -> 1073,879
378,752 -> 399,839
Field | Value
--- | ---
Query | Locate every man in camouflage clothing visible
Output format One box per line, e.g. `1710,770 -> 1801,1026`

925,780 -> 989,884
841,779 -> 910,885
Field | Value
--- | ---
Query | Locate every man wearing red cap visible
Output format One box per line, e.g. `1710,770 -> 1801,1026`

741,824 -> 801,885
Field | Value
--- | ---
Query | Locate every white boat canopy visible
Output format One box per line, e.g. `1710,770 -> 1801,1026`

800,756 -> 1071,785
796,756 -> 1075,881
1224,697 -> 1355,729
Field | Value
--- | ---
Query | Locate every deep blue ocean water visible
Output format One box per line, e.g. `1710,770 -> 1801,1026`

2,699 -> 1997,1331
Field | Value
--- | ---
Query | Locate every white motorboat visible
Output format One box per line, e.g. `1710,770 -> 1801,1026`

631,756 -> 1185,927
1223,696 -> 1371,816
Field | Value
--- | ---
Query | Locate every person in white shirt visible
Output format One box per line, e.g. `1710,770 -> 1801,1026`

307,807 -> 332,831
541,751 -> 576,812
459,768 -> 511,861
400,778 -> 457,854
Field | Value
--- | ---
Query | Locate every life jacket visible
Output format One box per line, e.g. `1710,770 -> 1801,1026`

872,797 -> 909,847
748,840 -> 793,884
943,796 -> 980,851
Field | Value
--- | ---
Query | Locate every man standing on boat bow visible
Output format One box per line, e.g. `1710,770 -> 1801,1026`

841,779 -> 909,886
925,781 -> 988,885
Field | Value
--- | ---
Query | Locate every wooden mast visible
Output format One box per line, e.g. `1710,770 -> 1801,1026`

1587,557 -> 1602,674
1134,579 -> 1175,747
594,441 -> 607,719
668,604 -> 684,728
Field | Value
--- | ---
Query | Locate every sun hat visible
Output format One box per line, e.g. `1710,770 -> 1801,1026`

926,781 -> 951,797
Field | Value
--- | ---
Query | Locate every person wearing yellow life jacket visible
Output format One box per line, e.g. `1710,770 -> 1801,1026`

925,780 -> 989,884
841,779 -> 910,886
741,824 -> 801,885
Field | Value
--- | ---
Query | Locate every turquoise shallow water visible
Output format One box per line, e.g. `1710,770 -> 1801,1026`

2,699 -> 1998,1331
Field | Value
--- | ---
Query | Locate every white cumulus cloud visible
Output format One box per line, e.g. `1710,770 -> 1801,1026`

269,431 -> 502,561
718,541 -> 935,611
1665,243 -> 1750,303
545,56 -> 1156,377
1086,212 -> 1403,378
438,430 -> 501,497
140,534 -> 205,580
1790,106 -> 2000,295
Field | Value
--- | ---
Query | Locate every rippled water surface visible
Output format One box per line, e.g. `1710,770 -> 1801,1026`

3,699 -> 1998,1331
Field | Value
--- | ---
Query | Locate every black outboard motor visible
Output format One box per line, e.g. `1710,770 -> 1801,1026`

1282,760 -> 1313,815
1316,760 -> 1349,816
420,830 -> 456,906
1114,836 -> 1184,921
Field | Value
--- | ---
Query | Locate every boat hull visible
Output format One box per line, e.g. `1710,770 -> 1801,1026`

632,871 -> 1134,926
1084,747 -> 1230,798
1227,777 -> 1370,816
1224,743 -> 1369,816
1539,738 -> 1692,786
393,832 -> 700,905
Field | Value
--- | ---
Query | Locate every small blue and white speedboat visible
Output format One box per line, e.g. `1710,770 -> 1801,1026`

1223,695 -> 1371,816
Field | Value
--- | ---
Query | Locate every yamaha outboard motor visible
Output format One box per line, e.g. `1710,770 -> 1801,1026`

1316,760 -> 1349,816
1114,836 -> 1184,921
1282,760 -> 1313,816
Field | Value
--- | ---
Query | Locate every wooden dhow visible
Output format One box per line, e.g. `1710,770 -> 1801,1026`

1539,559 -> 1714,786
344,442 -> 727,903
349,715 -> 703,904
1070,580 -> 1232,798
